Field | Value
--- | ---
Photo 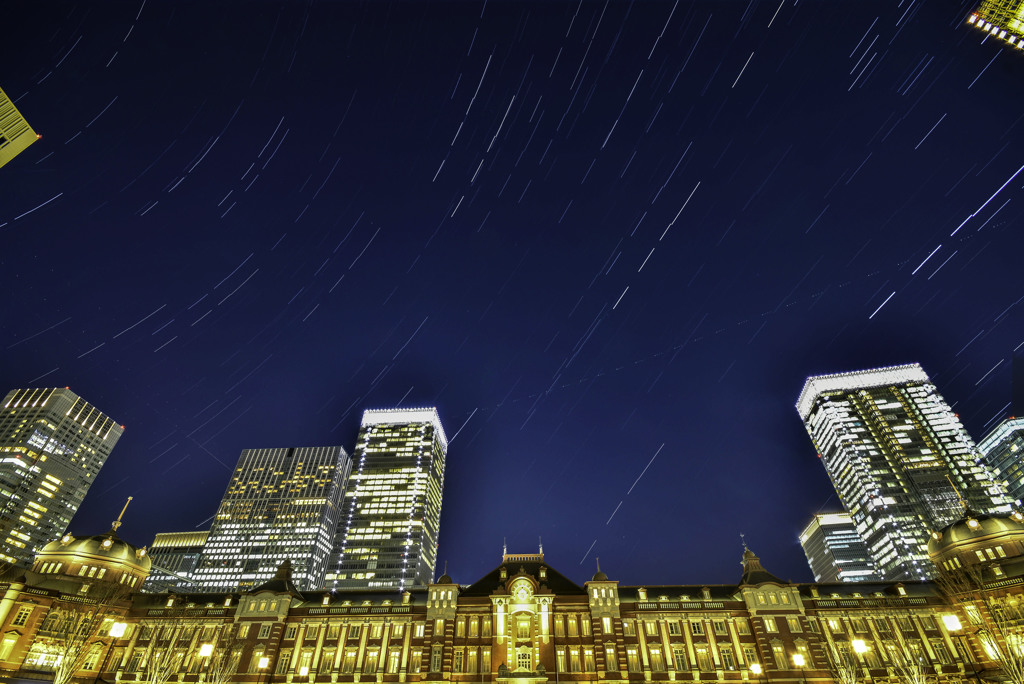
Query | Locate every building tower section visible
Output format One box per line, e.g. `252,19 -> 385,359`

0,388 -> 123,567
193,445 -> 351,591
327,407 -> 447,590
798,512 -> 879,583
979,417 -> 1024,506
796,364 -> 1012,581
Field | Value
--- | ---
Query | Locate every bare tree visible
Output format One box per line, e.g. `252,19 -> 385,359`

202,629 -> 244,684
31,583 -> 131,684
822,639 -> 861,684
136,612 -> 208,684
936,562 -> 1024,684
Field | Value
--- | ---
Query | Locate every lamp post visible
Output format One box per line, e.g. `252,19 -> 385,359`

792,653 -> 807,684
751,661 -> 769,684
258,656 -> 270,684
199,643 -> 213,682
942,614 -> 983,684
95,621 -> 128,683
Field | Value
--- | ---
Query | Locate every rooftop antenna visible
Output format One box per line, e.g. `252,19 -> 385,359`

946,474 -> 968,513
595,557 -> 601,574
111,496 -> 133,532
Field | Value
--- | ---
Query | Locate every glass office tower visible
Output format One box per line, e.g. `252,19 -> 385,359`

797,364 -> 1012,581
0,388 -> 123,567
979,417 -> 1024,506
193,446 -> 351,591
799,512 -> 879,583
327,408 -> 447,590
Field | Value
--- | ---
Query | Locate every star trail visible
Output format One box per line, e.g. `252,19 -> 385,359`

2,0 -> 1023,586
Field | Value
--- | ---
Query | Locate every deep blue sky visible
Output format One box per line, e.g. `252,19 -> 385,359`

2,0 -> 1022,588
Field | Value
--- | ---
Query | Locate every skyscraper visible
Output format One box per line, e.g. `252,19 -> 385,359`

0,387 -> 123,567
798,512 -> 879,583
0,87 -> 39,169
141,529 -> 209,592
796,363 -> 1013,581
192,446 -> 351,591
979,417 -> 1024,506
967,1 -> 1024,47
326,408 -> 447,590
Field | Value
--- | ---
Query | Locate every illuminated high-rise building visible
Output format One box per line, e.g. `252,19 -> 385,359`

326,408 -> 447,590
797,364 -> 1013,581
0,87 -> 39,169
0,388 -> 124,567
193,446 -> 351,591
799,512 -> 879,583
967,1 -> 1024,47
141,529 -> 209,592
979,417 -> 1024,506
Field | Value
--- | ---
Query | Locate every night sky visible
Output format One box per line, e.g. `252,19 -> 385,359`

3,0 -> 1023,589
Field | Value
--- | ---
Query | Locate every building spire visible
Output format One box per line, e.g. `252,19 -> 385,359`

539,536 -> 543,555
111,496 -> 133,532
503,537 -> 507,556
740,531 -> 748,552
946,474 -> 968,513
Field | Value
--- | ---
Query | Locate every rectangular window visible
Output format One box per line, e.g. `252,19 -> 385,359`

606,645 -> 619,671
364,651 -> 378,674
410,650 -> 422,674
627,648 -> 640,672
691,621 -> 704,636
457,619 -> 466,638
320,650 -> 335,674
258,624 -> 271,639
435,619 -> 444,635
736,618 -> 750,635
931,641 -> 950,664
582,618 -> 591,636
645,621 -> 658,636
603,617 -> 613,634
721,646 -> 736,670
342,651 -> 356,674
482,619 -> 491,637
763,617 -> 777,633
482,649 -> 491,673
623,620 -> 635,636
650,648 -> 665,672
554,616 -> 564,637
772,645 -> 786,670
787,617 -> 801,633
11,607 -> 31,627
518,619 -> 530,639
286,626 -> 298,640
431,646 -> 443,672
328,623 -> 340,639
714,620 -> 728,636
415,624 -> 425,638
570,648 -> 582,672
453,650 -> 464,673
349,625 -> 361,639
672,645 -> 688,671
467,649 -> 478,673
696,647 -> 711,671
469,618 -> 479,637
275,652 -> 291,674
518,652 -> 532,670
584,649 -> 595,672
568,616 -> 578,637
369,623 -> 381,639
743,646 -> 758,668
668,620 -> 681,635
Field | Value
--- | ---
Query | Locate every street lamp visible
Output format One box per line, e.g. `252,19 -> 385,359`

96,621 -> 129,682
258,656 -> 270,684
198,644 -> 213,681
792,653 -> 807,684
750,661 -> 768,684
943,614 -> 983,684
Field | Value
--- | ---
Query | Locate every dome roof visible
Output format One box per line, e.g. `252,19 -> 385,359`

591,570 -> 609,581
37,529 -> 152,574
927,510 -> 1024,558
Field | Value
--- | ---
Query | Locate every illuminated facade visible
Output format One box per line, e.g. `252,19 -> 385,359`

326,408 -> 447,590
967,1 -> 1024,48
0,539 -> 1012,684
979,417 -> 1024,506
0,387 -> 123,567
0,87 -> 39,169
193,446 -> 352,592
797,364 -> 1013,582
798,512 -> 879,583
